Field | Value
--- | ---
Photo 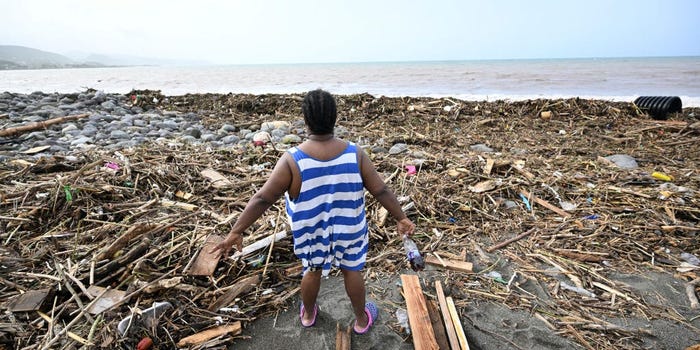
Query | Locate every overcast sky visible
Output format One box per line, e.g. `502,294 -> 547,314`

1,0 -> 699,64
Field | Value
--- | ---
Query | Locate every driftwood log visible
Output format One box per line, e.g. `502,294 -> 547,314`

0,113 -> 90,137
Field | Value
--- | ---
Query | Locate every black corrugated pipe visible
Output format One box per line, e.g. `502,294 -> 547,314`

633,96 -> 682,120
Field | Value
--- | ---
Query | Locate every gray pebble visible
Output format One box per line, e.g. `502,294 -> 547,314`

221,135 -> 240,144
26,131 -> 47,140
62,123 -> 78,134
220,124 -> 236,132
110,130 -> 130,139
70,136 -> 93,146
181,135 -> 198,144
158,120 -> 179,130
185,128 -> 202,139
271,129 -> 286,138
201,133 -> 217,142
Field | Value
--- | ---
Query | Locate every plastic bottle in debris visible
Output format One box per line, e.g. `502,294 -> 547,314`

402,235 -> 425,271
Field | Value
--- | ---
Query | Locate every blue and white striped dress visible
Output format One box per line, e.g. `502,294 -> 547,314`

285,142 -> 368,276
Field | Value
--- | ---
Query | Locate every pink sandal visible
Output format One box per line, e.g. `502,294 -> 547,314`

299,303 -> 318,327
353,302 -> 378,334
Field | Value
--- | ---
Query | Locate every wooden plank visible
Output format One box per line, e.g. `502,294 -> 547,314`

427,299 -> 451,350
187,235 -> 224,276
446,297 -> 469,350
483,158 -> 495,175
425,255 -> 473,273
86,285 -> 127,315
7,289 -> 51,312
208,274 -> 260,311
176,322 -> 242,347
435,281 -> 460,350
401,274 -> 439,350
520,189 -> 571,218
335,322 -> 351,350
201,168 -> 233,189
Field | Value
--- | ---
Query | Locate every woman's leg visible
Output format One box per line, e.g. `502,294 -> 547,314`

301,269 -> 322,323
342,269 -> 368,328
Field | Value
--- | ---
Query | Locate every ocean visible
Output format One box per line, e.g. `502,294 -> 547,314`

1,56 -> 699,107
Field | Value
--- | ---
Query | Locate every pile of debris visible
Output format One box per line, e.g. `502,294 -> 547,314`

1,92 -> 699,349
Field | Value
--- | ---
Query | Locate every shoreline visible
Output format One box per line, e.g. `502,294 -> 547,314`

1,90 -> 699,349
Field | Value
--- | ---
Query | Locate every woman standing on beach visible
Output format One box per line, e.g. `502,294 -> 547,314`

211,89 -> 415,333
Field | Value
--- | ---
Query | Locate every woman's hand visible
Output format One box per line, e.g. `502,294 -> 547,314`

397,217 -> 416,237
210,231 -> 243,258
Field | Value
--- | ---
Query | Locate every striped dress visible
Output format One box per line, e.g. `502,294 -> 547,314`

285,142 -> 368,276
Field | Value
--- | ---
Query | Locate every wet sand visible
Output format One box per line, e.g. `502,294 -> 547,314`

231,268 -> 699,350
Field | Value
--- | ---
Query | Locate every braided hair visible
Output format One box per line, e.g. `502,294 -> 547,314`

302,89 -> 337,134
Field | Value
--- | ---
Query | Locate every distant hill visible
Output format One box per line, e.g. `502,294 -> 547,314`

0,45 -> 82,69
1,45 -> 209,70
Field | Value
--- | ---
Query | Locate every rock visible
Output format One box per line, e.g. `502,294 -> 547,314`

159,120 -> 179,131
201,133 -> 217,142
26,131 -> 47,140
101,101 -> 117,111
180,135 -> 198,144
26,116 -> 44,123
261,121 -> 290,132
109,130 -> 130,139
221,124 -> 237,132
61,123 -> 78,134
113,140 -> 137,149
70,136 -> 93,146
253,131 -> 272,143
185,128 -> 202,139
37,106 -> 66,118
221,135 -> 240,144
270,128 -> 286,139
389,143 -> 408,155
604,154 -> 638,169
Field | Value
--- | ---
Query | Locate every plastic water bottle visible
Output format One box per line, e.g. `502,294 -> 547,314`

402,235 -> 424,271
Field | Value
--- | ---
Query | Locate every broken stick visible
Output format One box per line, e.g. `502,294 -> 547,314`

486,227 -> 536,253
520,189 -> 571,217
0,113 -> 90,137
176,322 -> 242,347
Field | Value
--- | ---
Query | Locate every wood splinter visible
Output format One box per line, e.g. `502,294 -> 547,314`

686,278 -> 700,309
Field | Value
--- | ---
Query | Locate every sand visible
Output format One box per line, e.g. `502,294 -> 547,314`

230,267 -> 699,350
